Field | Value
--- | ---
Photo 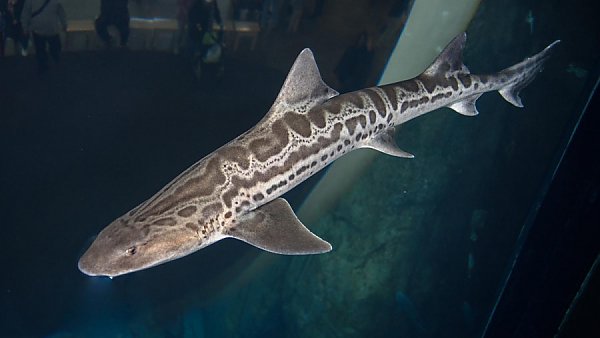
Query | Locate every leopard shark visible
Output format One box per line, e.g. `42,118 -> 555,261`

78,33 -> 559,277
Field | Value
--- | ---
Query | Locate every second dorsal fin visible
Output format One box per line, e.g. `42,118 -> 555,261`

423,33 -> 470,77
268,49 -> 339,116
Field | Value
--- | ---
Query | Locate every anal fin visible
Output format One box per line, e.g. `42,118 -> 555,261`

364,128 -> 414,158
227,198 -> 332,255
499,87 -> 524,108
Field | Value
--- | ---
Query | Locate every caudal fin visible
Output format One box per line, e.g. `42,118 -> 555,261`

498,40 -> 560,107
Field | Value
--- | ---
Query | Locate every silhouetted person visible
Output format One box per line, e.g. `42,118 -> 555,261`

176,0 -> 194,53
95,0 -> 129,48
0,5 -> 5,56
2,0 -> 29,56
287,0 -> 303,33
334,31 -> 375,93
261,0 -> 282,32
188,0 -> 222,57
21,0 -> 66,74
232,0 -> 261,20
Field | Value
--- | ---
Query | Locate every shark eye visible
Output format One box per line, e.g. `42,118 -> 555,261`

125,246 -> 137,256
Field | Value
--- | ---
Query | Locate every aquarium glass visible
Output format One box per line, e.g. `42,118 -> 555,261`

0,0 -> 597,337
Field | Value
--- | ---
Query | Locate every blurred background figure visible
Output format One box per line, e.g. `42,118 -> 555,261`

0,4 -> 5,56
287,0 -> 303,33
175,0 -> 194,54
95,0 -> 130,48
21,0 -> 66,74
232,0 -> 261,21
334,30 -> 374,92
188,0 -> 221,56
188,0 -> 224,82
1,0 -> 29,56
260,0 -> 282,33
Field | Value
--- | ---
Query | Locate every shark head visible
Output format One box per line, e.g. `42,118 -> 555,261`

78,215 -> 204,278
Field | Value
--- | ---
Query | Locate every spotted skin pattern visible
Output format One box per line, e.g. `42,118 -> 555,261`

78,34 -> 559,277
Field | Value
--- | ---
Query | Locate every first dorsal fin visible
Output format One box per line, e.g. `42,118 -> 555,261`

423,33 -> 470,77
268,49 -> 339,116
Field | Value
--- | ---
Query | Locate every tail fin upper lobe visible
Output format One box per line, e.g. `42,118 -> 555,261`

498,40 -> 560,107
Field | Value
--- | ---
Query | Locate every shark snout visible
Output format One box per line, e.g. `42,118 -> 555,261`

77,234 -> 122,277
78,248 -> 125,278
78,246 -> 106,277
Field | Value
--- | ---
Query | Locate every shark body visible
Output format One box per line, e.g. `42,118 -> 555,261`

79,34 -> 559,277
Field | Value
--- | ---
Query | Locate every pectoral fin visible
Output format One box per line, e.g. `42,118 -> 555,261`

227,198 -> 332,255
